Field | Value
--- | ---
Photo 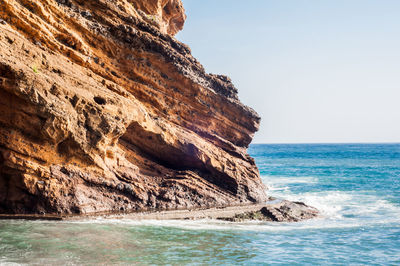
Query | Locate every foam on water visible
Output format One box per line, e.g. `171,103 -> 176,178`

61,183 -> 400,233
264,174 -> 400,227
64,190 -> 400,233
1,144 -> 399,265
64,163 -> 400,232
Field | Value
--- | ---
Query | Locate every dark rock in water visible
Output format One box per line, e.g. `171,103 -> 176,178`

222,200 -> 319,222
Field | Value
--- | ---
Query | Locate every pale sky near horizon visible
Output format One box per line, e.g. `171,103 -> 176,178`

177,0 -> 400,144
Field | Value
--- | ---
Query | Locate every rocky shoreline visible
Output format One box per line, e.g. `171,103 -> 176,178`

0,0 -> 319,219
0,198 -> 319,222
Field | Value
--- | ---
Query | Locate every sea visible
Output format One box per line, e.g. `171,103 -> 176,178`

0,143 -> 399,265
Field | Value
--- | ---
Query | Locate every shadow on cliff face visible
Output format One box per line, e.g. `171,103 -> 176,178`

0,152 -> 6,212
0,160 -> 42,214
0,63 -> 17,90
120,122 -> 240,196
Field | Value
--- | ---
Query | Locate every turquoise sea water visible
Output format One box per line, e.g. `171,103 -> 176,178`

1,144 -> 399,265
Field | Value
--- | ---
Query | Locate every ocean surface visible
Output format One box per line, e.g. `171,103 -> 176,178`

1,144 -> 399,265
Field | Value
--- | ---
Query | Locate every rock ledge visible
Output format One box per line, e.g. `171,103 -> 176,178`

0,199 -> 320,222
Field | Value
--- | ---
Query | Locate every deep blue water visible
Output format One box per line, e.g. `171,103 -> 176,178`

1,144 -> 399,265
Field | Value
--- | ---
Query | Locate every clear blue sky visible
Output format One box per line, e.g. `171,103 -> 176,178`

177,0 -> 400,144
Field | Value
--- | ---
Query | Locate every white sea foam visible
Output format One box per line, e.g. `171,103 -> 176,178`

64,174 -> 400,232
261,175 -> 318,193
65,189 -> 400,233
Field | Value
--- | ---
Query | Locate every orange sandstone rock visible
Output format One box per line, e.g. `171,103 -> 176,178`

0,0 -> 267,215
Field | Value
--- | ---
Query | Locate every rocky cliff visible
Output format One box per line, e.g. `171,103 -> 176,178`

0,0 -> 267,215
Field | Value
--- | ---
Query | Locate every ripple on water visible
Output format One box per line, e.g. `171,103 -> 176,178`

1,144 -> 400,265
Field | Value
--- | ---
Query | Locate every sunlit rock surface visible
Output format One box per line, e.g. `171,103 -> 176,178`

0,0 -> 267,214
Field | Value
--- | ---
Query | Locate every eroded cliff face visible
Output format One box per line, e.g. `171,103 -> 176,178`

0,0 -> 267,215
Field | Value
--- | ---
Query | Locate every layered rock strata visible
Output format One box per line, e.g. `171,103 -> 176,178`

0,0 -> 267,215
0,200 -> 320,222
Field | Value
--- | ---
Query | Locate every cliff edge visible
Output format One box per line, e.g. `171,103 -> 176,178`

0,0 -> 268,215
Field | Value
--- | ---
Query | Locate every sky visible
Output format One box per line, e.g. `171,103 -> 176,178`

177,0 -> 400,144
